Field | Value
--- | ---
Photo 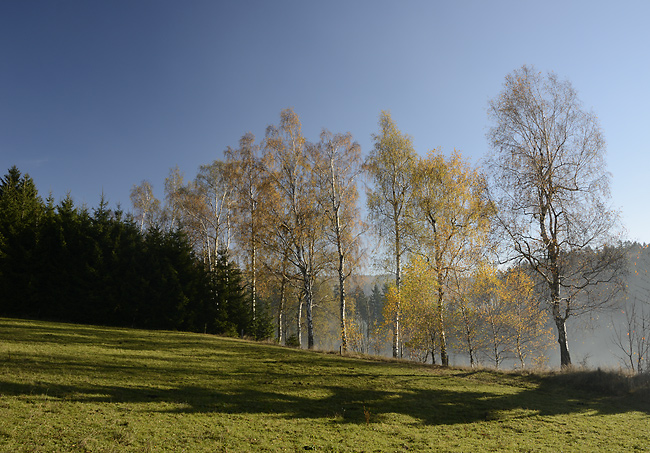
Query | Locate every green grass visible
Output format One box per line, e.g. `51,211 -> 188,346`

1,318 -> 649,452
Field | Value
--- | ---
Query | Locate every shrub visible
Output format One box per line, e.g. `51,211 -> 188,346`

285,334 -> 300,348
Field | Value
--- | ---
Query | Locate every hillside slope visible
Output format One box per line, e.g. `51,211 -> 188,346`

1,317 -> 649,452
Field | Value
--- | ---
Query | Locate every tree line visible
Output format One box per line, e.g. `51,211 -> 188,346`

128,67 -> 628,370
131,109 -> 371,352
2,65 -> 635,369
369,66 -> 628,369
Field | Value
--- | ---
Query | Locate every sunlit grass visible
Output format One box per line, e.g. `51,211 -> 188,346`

1,317 -> 649,451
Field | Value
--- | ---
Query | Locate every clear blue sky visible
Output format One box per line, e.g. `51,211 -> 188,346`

2,1 -> 649,243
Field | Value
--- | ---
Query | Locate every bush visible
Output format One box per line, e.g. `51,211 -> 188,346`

248,309 -> 275,341
285,334 -> 300,348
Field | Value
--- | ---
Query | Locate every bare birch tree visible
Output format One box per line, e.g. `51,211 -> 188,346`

486,65 -> 626,368
170,161 -> 234,271
226,132 -> 267,320
162,165 -> 184,232
130,180 -> 160,232
612,244 -> 650,372
612,297 -> 650,373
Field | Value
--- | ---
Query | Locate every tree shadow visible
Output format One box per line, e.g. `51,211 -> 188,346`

3,318 -> 649,425
2,370 -> 648,426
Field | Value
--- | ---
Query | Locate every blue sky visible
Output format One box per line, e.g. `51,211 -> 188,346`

2,1 -> 649,243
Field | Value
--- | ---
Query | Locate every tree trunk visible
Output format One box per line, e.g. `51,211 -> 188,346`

251,238 -> 256,320
277,274 -> 286,345
551,271 -> 572,367
433,225 -> 448,366
297,295 -> 303,348
438,304 -> 448,366
305,274 -> 315,350
467,331 -> 475,367
365,297 -> 372,354
249,176 -> 257,320
339,261 -> 347,353
516,336 -> 525,369
554,312 -> 571,368
430,332 -> 437,365
393,219 -> 401,358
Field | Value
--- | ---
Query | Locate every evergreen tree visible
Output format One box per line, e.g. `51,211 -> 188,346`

211,251 -> 250,336
0,167 -> 43,314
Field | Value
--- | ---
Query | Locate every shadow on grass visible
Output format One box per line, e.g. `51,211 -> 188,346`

2,371 -> 649,426
3,318 -> 649,426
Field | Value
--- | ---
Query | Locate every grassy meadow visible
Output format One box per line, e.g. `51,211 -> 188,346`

1,317 -> 649,452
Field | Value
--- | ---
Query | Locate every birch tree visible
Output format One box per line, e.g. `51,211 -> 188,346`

365,110 -> 417,358
263,108 -> 329,349
450,267 -> 487,367
385,256 -> 441,363
162,165 -> 184,232
612,298 -> 650,373
170,161 -> 234,271
130,180 -> 160,232
226,132 -> 267,319
197,160 -> 234,267
612,244 -> 650,372
498,268 -> 554,369
310,130 -> 364,353
411,149 -> 493,366
475,267 -> 511,369
487,65 -> 626,367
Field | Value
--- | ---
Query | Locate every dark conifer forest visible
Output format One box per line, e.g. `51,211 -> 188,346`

0,166 -> 261,338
